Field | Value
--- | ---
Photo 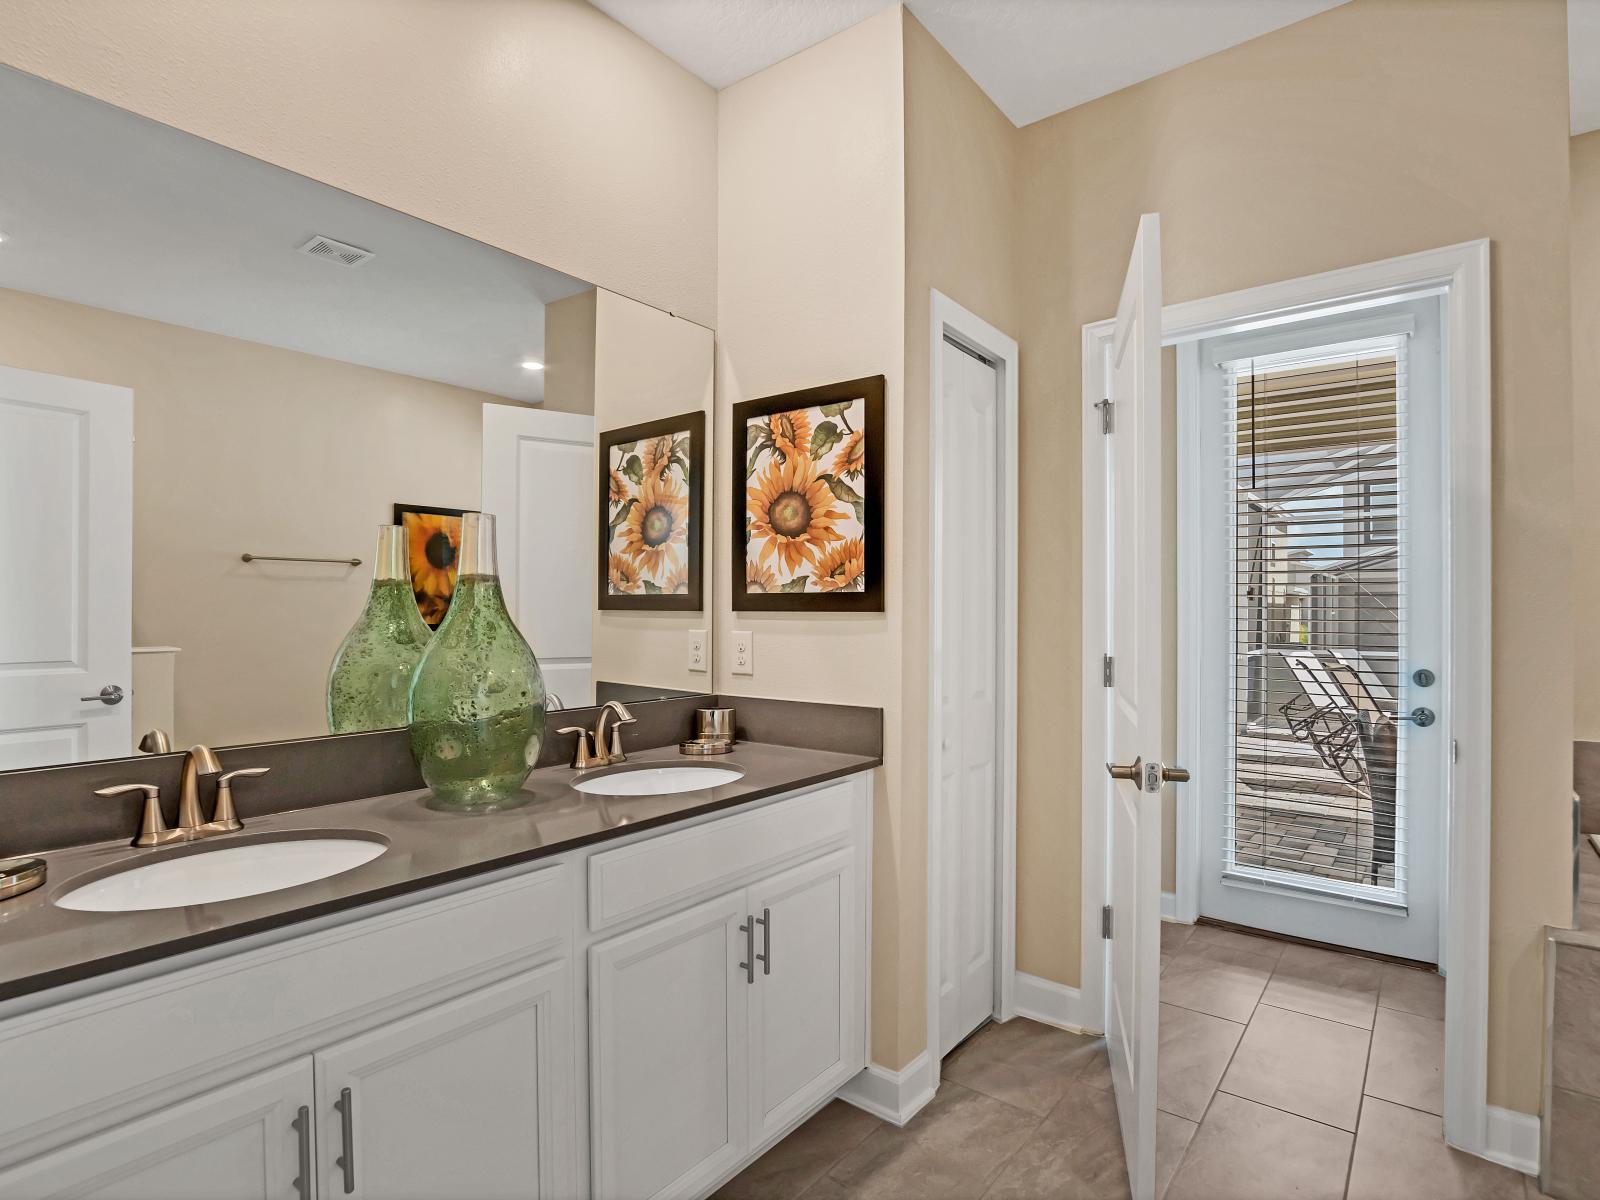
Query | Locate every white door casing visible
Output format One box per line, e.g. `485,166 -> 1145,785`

0,1057 -> 311,1199
481,404 -> 595,707
936,339 -> 1002,1056
1102,213 -> 1165,1200
313,965 -> 571,1199
0,365 -> 132,767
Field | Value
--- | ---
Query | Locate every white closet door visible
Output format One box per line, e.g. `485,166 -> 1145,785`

937,339 -> 1002,1057
0,365 -> 132,767
481,403 -> 595,706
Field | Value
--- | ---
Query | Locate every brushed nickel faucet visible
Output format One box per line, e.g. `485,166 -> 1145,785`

95,746 -> 271,847
556,701 -> 637,771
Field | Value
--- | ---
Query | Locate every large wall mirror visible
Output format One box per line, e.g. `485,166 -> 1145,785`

0,65 -> 715,772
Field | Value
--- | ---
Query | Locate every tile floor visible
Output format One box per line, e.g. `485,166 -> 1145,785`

719,922 -> 1542,1199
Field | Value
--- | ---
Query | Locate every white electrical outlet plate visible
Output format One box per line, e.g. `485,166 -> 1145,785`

732,630 -> 754,676
687,629 -> 708,673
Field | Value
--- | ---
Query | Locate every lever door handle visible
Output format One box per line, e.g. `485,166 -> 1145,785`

1106,757 -> 1142,782
81,684 -> 124,705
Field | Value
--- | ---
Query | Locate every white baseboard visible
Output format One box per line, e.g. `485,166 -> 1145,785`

1012,971 -> 1096,1034
1161,891 -> 1177,920
1480,1105 -> 1540,1176
838,1051 -> 938,1127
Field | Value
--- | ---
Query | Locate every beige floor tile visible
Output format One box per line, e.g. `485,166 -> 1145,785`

983,1083 -> 1128,1200
1347,1096 -> 1526,1200
1366,1006 -> 1445,1116
1157,1002 -> 1244,1121
1261,942 -> 1382,1029
1220,1003 -> 1370,1130
714,1101 -> 882,1200
1185,923 -> 1288,961
1160,943 -> 1276,1023
1155,1111 -> 1198,1200
829,1082 -> 1041,1200
1379,962 -> 1447,1020
1162,921 -> 1196,954
796,1176 -> 852,1200
943,1018 -> 1111,1115
1164,1092 -> 1352,1200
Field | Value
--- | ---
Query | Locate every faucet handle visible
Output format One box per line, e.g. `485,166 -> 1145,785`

209,767 -> 269,832
557,726 -> 601,771
95,783 -> 170,847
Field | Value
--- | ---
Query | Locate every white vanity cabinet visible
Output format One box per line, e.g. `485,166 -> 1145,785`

586,780 -> 868,1200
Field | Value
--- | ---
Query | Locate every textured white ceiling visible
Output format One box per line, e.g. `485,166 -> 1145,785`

591,0 -> 1352,126
1573,0 -> 1600,134
0,67 -> 592,402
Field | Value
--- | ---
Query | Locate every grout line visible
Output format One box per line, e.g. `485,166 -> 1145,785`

1343,1092 -> 1367,1200
1212,1086 -> 1361,1136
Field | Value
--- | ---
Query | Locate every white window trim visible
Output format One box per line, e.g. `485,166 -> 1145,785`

1080,240 -> 1493,1159
927,290 -> 1021,1069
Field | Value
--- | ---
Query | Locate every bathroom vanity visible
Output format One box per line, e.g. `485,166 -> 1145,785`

0,741 -> 876,1200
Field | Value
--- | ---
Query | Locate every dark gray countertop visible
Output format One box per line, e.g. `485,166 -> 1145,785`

0,741 -> 878,1003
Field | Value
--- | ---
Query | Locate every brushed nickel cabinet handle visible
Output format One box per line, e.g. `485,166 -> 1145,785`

738,918 -> 755,984
291,1106 -> 311,1200
756,907 -> 771,975
335,1086 -> 356,1193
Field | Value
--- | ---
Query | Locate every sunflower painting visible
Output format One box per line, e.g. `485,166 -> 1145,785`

598,411 -> 704,611
733,376 -> 884,612
393,504 -> 465,628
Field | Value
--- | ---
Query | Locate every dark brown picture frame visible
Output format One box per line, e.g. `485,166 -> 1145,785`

732,375 -> 885,613
598,410 -> 705,612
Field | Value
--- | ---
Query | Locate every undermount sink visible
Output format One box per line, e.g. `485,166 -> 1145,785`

56,836 -> 388,913
572,765 -> 744,798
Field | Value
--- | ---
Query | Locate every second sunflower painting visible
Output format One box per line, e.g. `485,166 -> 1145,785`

599,411 -> 704,611
734,376 -> 884,612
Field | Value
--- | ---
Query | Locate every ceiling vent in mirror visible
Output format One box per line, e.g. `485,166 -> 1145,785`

297,234 -> 374,267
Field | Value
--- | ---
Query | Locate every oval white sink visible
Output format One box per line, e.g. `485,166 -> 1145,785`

56,837 -> 387,913
572,766 -> 744,798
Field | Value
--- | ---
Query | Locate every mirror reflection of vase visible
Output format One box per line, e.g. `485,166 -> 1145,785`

326,526 -> 433,734
408,512 -> 547,811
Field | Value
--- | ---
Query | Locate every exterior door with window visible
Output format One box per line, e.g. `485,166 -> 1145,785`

1187,300 -> 1444,963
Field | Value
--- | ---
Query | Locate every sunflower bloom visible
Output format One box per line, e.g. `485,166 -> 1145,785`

620,472 -> 688,576
746,562 -> 779,593
607,468 -> 628,504
639,435 -> 675,482
662,560 -> 690,595
607,553 -> 641,594
768,408 -> 812,460
402,512 -> 459,620
832,430 -> 865,479
812,539 -> 865,592
747,451 -> 846,576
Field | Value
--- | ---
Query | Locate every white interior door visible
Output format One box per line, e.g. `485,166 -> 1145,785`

481,404 -> 595,708
1102,213 -> 1165,1200
937,338 -> 1002,1057
0,364 -> 132,768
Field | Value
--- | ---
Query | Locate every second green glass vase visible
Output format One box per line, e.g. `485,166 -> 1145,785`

327,525 -> 433,734
407,511 -> 546,811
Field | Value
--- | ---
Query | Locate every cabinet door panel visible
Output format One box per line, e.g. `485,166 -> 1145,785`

590,889 -> 749,1200
0,1058 -> 312,1200
748,848 -> 862,1142
315,962 -> 572,1200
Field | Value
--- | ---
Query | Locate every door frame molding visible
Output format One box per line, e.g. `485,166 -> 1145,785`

1080,240 -> 1493,1157
927,289 -> 1020,1062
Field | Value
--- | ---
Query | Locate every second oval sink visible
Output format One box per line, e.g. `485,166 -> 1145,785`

56,836 -> 388,912
572,766 -> 744,797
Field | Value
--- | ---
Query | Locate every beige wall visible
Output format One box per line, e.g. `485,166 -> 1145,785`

542,290 -> 598,416
0,0 -> 718,327
714,7 -> 915,1067
1015,0 -> 1574,1115
592,289 -> 716,697
0,287 -> 488,749
1574,131 -> 1600,740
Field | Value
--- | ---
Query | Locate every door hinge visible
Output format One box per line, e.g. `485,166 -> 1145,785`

1095,398 -> 1114,434
1101,905 -> 1113,940
1102,654 -> 1114,687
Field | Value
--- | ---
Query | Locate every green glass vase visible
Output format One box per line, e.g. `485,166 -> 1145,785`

407,511 -> 546,811
327,525 -> 433,734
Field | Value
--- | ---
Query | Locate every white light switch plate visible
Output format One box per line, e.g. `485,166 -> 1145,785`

687,629 -> 708,673
732,630 -> 754,676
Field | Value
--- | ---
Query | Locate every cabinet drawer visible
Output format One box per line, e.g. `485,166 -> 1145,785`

588,781 -> 856,932
0,862 -> 568,1166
